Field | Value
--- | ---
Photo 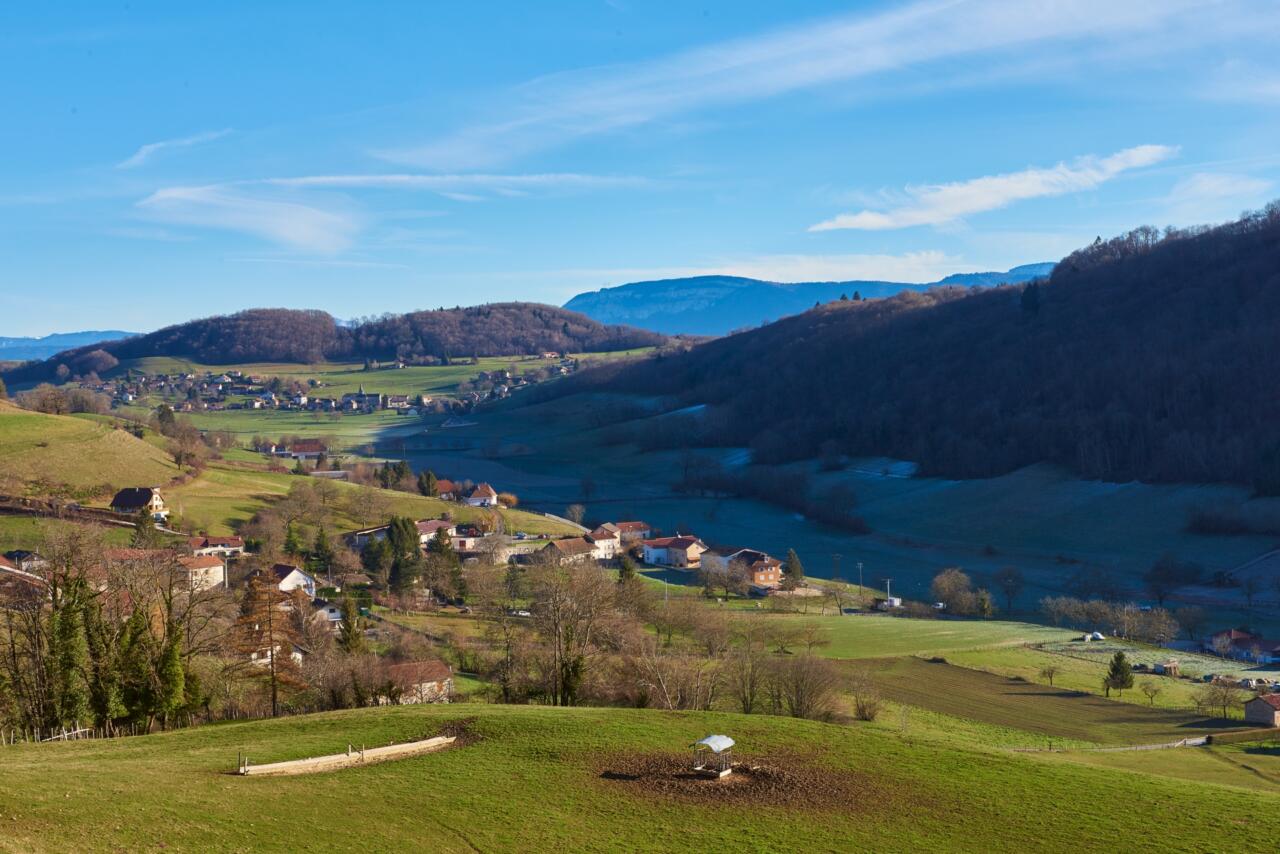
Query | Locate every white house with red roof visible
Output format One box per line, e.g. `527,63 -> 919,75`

466,483 -> 499,507
641,535 -> 708,569
587,524 -> 621,560
416,519 -> 457,547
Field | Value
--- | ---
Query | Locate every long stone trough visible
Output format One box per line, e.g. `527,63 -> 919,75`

236,735 -> 456,776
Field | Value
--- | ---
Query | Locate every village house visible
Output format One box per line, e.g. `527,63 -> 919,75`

703,548 -> 784,590
466,483 -> 500,507
435,479 -> 458,501
1205,629 -> 1280,664
110,487 -> 169,521
284,438 -> 328,461
272,564 -> 317,598
345,524 -> 389,549
641,535 -> 708,569
176,555 -> 226,591
187,535 -> 245,558
383,660 -> 453,705
416,519 -> 457,547
2,550 -> 46,572
543,536 -> 598,564
587,524 -> 621,560
613,521 -> 652,543
1244,694 -> 1280,727
311,599 -> 344,634
0,554 -> 46,591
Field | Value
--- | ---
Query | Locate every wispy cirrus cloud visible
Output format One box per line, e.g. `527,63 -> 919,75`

117,128 -> 233,169
136,185 -> 358,252
260,172 -> 649,193
132,171 -> 646,250
380,0 -> 1241,169
809,145 -> 1178,231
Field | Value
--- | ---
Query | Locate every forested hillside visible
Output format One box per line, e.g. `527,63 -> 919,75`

1,304 -> 665,383
560,205 -> 1280,486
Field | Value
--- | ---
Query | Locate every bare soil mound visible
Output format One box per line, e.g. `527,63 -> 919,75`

597,752 -> 870,809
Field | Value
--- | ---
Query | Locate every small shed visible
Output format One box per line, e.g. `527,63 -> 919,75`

1154,658 -> 1180,677
691,735 -> 735,778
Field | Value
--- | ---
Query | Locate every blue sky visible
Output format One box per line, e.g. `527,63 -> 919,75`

2,0 -> 1279,336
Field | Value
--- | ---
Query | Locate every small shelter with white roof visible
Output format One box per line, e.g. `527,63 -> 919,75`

691,734 -> 735,778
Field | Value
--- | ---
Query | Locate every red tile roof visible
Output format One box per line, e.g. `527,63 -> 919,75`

416,519 -> 455,535
548,537 -> 596,556
1249,695 -> 1280,710
470,483 -> 498,498
387,660 -> 452,685
614,521 -> 650,533
291,439 -> 327,454
643,536 -> 705,551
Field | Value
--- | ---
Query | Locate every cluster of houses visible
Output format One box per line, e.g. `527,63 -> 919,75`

1204,628 -> 1280,665
534,522 -> 788,594
87,357 -> 578,417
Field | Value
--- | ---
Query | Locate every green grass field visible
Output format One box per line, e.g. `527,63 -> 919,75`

2,703 -> 1278,853
0,401 -> 177,499
945,642 -> 1277,717
164,458 -> 579,537
805,614 -> 1076,660
0,515 -> 134,548
1051,738 -> 1280,795
861,657 -> 1244,746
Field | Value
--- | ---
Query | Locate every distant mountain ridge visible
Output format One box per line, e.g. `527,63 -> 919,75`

1,304 -> 666,385
0,330 -> 137,362
562,263 -> 1054,335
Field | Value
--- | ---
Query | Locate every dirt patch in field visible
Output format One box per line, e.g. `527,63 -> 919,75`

597,752 -> 873,810
435,717 -> 481,748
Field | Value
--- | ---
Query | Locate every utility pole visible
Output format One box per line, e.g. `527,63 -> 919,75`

857,561 -> 865,608
884,577 -> 894,605
831,553 -> 842,582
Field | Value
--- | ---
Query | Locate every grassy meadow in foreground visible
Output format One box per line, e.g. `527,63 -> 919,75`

1,704 -> 1278,854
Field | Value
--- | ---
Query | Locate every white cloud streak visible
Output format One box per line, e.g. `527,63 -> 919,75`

117,129 -> 232,169
260,173 -> 648,192
133,171 -> 645,250
136,185 -> 358,252
381,0 -> 1231,168
809,145 -> 1178,231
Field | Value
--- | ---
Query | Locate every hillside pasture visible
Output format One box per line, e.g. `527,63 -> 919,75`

1,704 -> 1278,853
807,614 -> 1075,660
861,657 -> 1243,746
945,641 -> 1280,718
163,459 -> 578,537
0,401 -> 177,499
1051,738 -> 1280,795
